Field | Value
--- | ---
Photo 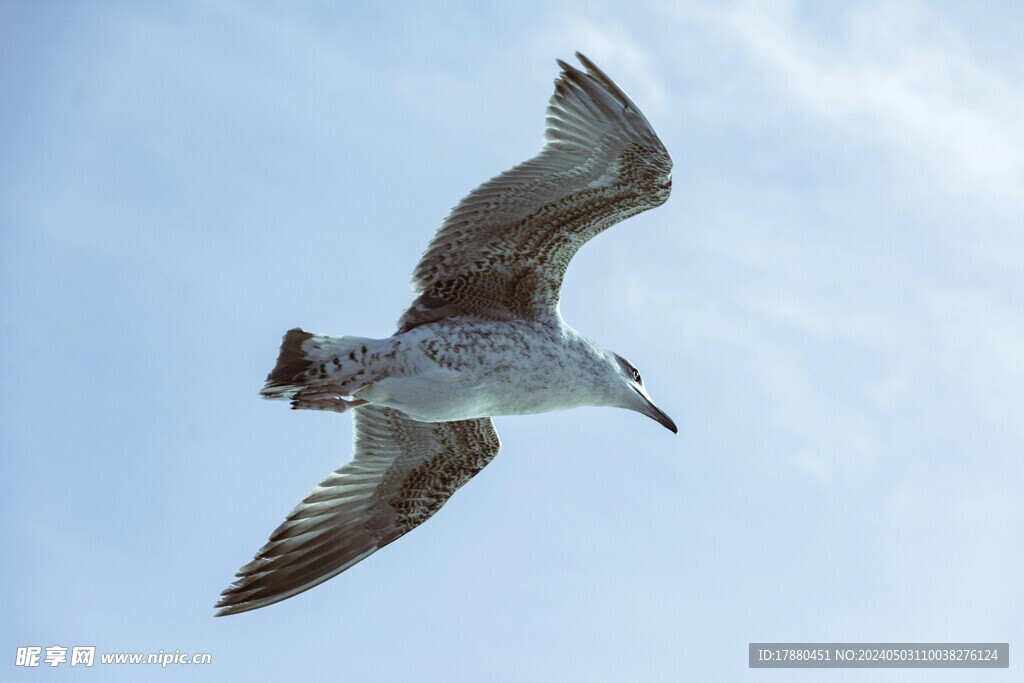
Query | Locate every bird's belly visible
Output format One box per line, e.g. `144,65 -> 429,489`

351,317 -> 602,422
358,365 -> 583,423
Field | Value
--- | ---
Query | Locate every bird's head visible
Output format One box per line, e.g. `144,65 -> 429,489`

610,354 -> 677,434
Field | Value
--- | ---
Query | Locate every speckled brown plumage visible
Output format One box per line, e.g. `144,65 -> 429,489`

386,415 -> 500,533
216,406 -> 499,615
398,54 -> 671,331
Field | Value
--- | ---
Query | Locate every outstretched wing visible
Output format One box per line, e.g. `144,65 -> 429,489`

215,406 -> 501,616
399,52 -> 672,331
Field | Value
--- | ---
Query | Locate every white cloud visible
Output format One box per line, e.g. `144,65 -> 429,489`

674,0 -> 1024,208
645,2 -> 1024,638
628,206 -> 1024,633
630,207 -> 1024,475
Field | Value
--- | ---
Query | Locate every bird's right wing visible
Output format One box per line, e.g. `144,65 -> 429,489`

215,406 -> 500,616
399,52 -> 672,331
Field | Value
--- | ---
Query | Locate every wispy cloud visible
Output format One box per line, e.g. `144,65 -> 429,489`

630,3 -> 1024,635
647,0 -> 1024,485
630,209 -> 1024,476
674,0 -> 1024,208
628,204 -> 1024,631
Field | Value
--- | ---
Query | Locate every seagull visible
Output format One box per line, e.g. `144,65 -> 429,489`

216,53 -> 675,616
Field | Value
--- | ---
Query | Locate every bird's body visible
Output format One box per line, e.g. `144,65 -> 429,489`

269,316 -> 630,423
217,53 -> 676,616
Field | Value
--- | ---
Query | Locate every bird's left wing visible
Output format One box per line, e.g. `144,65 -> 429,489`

399,52 -> 671,331
215,406 -> 500,616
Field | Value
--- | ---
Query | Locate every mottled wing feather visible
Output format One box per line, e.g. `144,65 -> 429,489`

400,52 -> 672,330
215,406 -> 500,616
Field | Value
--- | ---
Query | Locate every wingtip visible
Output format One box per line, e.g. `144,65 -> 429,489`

574,51 -> 595,69
212,597 -> 232,617
213,593 -> 249,617
213,604 -> 241,617
214,577 -> 248,611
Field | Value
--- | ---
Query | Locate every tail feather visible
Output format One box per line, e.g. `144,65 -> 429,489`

261,328 -> 378,400
264,328 -> 315,393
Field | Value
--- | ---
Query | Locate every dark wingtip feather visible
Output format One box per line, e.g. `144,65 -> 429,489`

573,52 -> 638,113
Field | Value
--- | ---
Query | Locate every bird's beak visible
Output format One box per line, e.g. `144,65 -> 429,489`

633,387 -> 678,434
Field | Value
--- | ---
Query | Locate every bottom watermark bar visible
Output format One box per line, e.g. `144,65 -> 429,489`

749,643 -> 1008,668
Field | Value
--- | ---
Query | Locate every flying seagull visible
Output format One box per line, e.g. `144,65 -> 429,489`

216,53 -> 674,616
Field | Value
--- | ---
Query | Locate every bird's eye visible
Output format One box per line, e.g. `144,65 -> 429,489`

631,368 -> 642,383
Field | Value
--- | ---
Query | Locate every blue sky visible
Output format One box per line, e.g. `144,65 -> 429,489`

3,1 -> 1022,680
